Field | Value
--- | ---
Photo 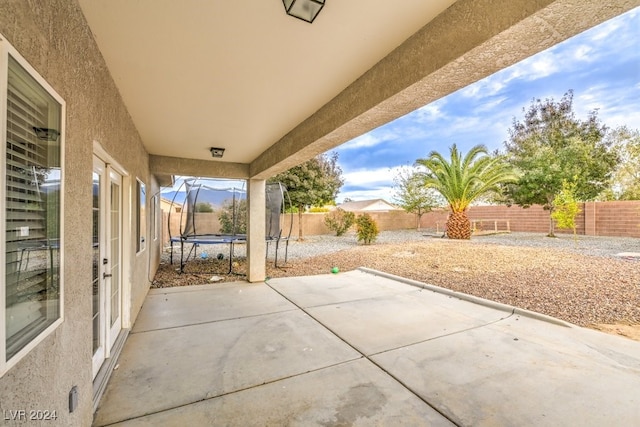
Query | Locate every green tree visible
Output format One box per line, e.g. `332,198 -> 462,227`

416,144 -> 516,239
269,152 -> 344,240
599,126 -> 640,200
503,91 -> 618,236
551,179 -> 581,240
393,165 -> 442,229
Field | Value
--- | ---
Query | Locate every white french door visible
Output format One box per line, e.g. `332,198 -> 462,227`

92,155 -> 123,378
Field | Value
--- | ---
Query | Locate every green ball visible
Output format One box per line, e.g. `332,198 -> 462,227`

331,267 -> 339,274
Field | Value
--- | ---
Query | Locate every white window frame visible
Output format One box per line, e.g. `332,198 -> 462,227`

0,34 -> 66,376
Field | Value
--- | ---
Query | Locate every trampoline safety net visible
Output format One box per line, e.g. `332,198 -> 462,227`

168,179 -> 292,271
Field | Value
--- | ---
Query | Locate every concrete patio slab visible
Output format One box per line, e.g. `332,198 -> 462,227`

372,314 -> 640,426
306,292 -> 507,355
94,310 -> 361,426
95,269 -> 640,426
107,359 -> 455,427
133,281 -> 295,332
278,272 -> 509,355
268,271 -> 417,307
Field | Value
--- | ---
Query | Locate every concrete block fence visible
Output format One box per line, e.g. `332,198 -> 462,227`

162,201 -> 640,244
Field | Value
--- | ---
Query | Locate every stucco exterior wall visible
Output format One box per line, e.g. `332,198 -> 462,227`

0,1 -> 156,425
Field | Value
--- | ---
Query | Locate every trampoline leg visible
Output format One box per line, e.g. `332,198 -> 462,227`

181,240 -> 197,274
180,240 -> 185,274
284,239 -> 289,264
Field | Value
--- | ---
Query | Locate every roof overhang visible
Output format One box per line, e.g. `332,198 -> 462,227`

77,0 -> 637,181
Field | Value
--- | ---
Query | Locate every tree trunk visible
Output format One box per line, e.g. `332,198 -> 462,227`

446,211 -> 471,239
297,207 -> 304,241
547,208 -> 556,238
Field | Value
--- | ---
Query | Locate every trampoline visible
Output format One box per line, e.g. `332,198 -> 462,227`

170,234 -> 246,274
167,179 -> 292,274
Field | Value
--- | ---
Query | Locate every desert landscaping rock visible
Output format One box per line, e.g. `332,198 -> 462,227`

154,231 -> 640,340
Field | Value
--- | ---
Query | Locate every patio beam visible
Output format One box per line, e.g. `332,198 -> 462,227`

150,155 -> 249,181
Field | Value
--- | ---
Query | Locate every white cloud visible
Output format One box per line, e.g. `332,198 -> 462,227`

457,51 -> 559,103
572,44 -> 595,62
589,17 -> 622,41
412,102 -> 445,122
340,127 -> 406,150
510,52 -> 560,82
342,166 -> 401,188
459,76 -> 505,99
474,96 -> 508,113
340,133 -> 384,150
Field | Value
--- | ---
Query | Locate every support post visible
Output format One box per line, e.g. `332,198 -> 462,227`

247,179 -> 266,282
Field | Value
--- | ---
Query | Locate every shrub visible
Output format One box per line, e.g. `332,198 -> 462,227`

194,202 -> 214,213
324,208 -> 355,236
355,213 -> 379,245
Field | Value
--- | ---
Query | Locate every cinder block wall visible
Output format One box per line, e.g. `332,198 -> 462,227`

595,201 -> 640,237
162,201 -> 640,240
419,202 -> 639,237
465,205 -> 586,235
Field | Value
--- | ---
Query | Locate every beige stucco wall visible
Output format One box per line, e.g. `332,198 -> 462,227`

0,1 -> 157,425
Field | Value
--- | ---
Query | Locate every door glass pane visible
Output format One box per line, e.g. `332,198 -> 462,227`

5,55 -> 62,360
92,171 -> 101,353
110,181 -> 120,327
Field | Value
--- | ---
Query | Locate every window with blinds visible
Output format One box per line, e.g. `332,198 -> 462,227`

4,55 -> 62,361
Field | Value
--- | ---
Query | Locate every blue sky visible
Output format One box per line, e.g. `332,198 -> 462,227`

335,7 -> 640,203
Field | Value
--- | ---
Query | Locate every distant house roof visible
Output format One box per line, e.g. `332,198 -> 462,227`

160,196 -> 182,212
339,199 -> 401,212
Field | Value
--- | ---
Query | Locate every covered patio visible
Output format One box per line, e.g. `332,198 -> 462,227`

2,2 -> 639,424
93,269 -> 640,426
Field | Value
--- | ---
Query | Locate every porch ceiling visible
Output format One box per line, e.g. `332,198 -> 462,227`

77,0 -> 636,180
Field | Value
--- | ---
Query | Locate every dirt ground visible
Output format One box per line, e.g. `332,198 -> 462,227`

153,238 -> 640,341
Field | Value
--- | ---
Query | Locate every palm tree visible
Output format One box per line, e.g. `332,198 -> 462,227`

416,144 -> 516,239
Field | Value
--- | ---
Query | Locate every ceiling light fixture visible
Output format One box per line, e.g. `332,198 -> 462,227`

283,0 -> 325,23
210,147 -> 225,158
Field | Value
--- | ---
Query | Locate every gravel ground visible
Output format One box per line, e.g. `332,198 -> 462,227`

271,230 -> 640,260
154,231 -> 640,338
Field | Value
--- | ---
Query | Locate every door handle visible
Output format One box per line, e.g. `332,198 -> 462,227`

103,273 -> 112,279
